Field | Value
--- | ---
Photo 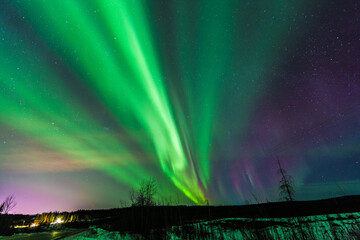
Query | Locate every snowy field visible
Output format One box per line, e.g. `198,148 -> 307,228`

2,212 -> 359,239
57,212 -> 360,240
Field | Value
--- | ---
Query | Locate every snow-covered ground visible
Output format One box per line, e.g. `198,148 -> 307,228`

167,212 -> 360,240
63,227 -> 141,240
68,212 -> 360,240
6,212 -> 358,239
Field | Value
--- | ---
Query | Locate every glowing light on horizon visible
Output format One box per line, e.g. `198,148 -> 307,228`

30,223 -> 38,228
50,218 -> 64,225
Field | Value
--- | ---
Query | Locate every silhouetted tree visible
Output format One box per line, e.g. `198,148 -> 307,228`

2,195 -> 16,214
0,195 -> 16,235
130,178 -> 158,206
277,158 -> 295,201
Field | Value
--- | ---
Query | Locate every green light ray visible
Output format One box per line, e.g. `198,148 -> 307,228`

16,0 -> 206,203
1,0 -> 312,205
0,32 -> 151,186
172,0 -> 306,192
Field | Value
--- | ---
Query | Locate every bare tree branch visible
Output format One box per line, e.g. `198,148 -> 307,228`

2,195 -> 16,214
130,178 -> 158,206
277,158 -> 295,202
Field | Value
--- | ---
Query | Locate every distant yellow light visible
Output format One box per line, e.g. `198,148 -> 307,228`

50,218 -> 64,225
30,223 -> 38,228
14,225 -> 27,229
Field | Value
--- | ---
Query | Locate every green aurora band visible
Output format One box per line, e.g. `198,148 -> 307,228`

170,0 -> 306,195
1,0 -> 337,207
2,0 -> 207,203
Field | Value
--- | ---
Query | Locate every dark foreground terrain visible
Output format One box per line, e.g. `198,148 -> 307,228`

1,195 -> 360,239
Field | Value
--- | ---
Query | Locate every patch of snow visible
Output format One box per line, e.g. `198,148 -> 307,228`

64,227 -> 142,240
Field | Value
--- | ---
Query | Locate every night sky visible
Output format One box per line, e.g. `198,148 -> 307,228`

0,0 -> 359,214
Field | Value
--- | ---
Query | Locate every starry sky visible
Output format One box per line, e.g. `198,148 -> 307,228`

0,0 -> 359,214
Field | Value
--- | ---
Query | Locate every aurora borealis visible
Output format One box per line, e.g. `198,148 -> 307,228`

0,0 -> 359,214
